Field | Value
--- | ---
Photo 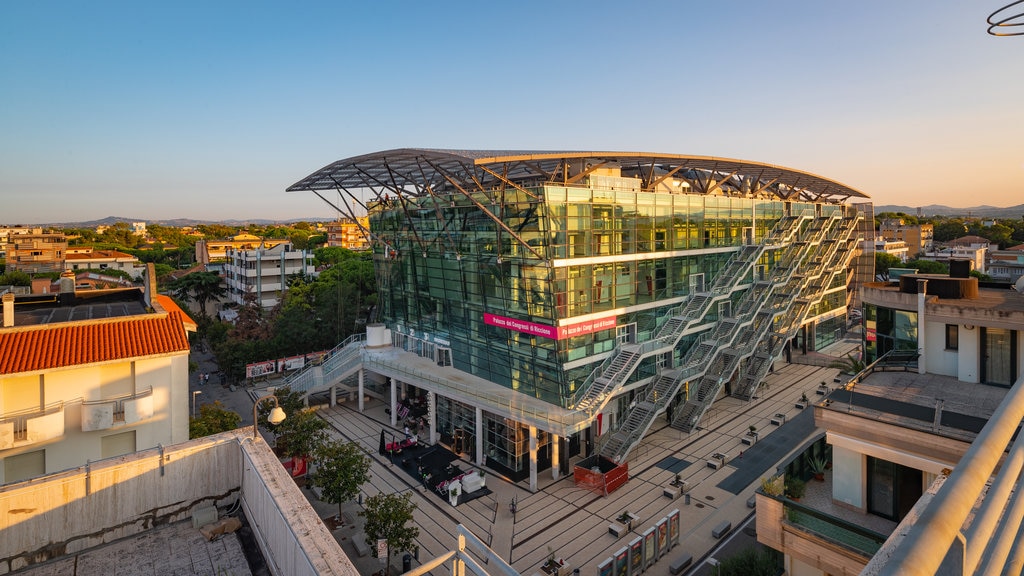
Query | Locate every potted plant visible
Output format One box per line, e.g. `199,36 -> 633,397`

448,486 -> 460,506
785,477 -> 806,501
797,392 -> 809,409
807,455 -> 828,481
760,475 -> 784,497
743,425 -> 759,446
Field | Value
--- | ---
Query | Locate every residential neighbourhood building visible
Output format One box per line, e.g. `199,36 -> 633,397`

879,219 -> 934,257
0,267 -> 195,484
757,271 -> 1024,575
988,243 -> 1024,284
195,234 -> 291,264
922,235 -> 990,274
326,217 -> 370,250
223,241 -> 315,308
65,246 -> 148,279
871,237 -> 909,263
2,228 -> 67,274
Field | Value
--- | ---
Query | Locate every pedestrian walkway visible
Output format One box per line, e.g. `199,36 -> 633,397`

302,343 -> 853,576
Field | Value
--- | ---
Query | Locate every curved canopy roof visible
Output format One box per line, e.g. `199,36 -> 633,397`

287,148 -> 869,202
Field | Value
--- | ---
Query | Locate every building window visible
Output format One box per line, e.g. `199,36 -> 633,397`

4,449 -> 45,483
945,324 -> 958,350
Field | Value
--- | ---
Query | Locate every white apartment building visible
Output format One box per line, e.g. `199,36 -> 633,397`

223,241 -> 315,308
0,269 -> 195,484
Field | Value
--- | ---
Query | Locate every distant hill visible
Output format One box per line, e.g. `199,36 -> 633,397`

38,216 -> 337,228
874,204 -> 1024,219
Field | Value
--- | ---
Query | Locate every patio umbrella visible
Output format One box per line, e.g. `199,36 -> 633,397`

379,429 -> 386,455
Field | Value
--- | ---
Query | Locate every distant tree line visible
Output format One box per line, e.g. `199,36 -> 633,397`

875,212 -> 1024,249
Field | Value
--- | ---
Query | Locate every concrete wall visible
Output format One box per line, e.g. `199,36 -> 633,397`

0,434 -> 242,573
0,431 -> 357,576
239,436 -> 358,576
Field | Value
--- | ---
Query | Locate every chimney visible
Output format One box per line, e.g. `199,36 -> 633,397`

2,292 -> 14,328
144,262 -> 156,309
58,269 -> 76,306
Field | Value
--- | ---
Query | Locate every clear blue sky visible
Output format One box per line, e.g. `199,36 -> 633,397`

2,1 -> 1021,224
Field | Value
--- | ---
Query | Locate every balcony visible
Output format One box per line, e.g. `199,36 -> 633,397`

81,388 -> 154,432
0,401 -> 65,450
757,470 -> 896,575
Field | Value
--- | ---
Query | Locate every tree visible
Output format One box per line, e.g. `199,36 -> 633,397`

257,389 -> 328,458
170,271 -> 227,318
273,409 -> 329,459
360,492 -> 419,576
875,252 -> 903,277
905,259 -> 948,274
189,401 -> 242,438
0,270 -> 32,286
310,439 -> 372,520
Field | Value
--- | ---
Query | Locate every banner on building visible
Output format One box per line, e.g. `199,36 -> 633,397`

484,312 -> 616,340
246,361 -> 277,379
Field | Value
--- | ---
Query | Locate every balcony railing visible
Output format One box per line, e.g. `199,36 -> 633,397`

81,387 -> 154,432
0,401 -> 65,450
782,497 -> 888,557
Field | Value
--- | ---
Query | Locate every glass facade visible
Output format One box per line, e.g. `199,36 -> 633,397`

864,304 -> 919,363
370,178 -> 821,408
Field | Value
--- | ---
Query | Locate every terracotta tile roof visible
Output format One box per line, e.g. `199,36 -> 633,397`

154,294 -> 197,331
0,311 -> 191,376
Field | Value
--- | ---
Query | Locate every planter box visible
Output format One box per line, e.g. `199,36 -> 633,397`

741,433 -> 758,446
795,401 -> 807,409
770,414 -> 786,426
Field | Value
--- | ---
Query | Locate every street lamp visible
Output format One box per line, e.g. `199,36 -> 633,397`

253,394 -> 287,439
192,390 -> 202,418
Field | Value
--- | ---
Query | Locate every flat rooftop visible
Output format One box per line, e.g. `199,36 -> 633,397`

5,289 -> 148,327
824,369 -> 1007,442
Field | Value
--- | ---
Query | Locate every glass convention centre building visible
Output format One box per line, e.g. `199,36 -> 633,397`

288,149 -> 872,486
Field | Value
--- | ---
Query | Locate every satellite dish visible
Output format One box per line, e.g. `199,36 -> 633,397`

1014,276 -> 1024,293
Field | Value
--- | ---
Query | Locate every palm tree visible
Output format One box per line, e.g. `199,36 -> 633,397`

170,271 -> 227,318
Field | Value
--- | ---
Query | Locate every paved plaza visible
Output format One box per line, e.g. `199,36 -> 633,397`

314,350 -> 853,576
15,338 -> 856,576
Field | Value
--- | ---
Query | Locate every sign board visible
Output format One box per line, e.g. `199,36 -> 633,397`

377,539 -> 388,563
668,509 -> 681,548
246,361 -> 276,379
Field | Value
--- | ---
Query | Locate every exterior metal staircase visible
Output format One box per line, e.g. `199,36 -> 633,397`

281,333 -> 366,397
571,213 -> 809,416
732,213 -> 861,400
600,210 -> 862,461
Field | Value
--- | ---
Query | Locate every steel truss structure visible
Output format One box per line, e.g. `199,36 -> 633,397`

287,149 -> 868,257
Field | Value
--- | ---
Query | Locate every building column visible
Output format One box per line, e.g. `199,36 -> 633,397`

358,369 -> 365,413
552,434 -> 560,480
428,391 -> 437,445
918,279 -> 928,375
390,378 -> 397,427
475,407 -> 484,467
330,384 -> 336,407
529,425 -> 538,492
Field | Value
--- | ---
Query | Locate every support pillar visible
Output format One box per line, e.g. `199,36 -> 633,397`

390,378 -> 397,427
475,407 -> 484,467
358,369 -> 365,413
428,391 -> 437,445
918,279 -> 928,375
552,433 -> 560,480
529,425 -> 538,492
330,384 -> 336,407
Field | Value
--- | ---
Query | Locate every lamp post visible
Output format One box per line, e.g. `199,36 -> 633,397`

253,394 -> 287,439
192,390 -> 202,418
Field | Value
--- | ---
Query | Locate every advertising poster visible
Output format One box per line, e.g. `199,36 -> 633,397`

643,528 -> 656,569
598,558 -> 613,576
657,518 -> 669,557
615,547 -> 629,576
668,509 -> 681,547
629,536 -> 643,576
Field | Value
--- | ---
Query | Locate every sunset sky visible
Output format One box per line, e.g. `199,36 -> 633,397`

2,1 -> 1022,223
